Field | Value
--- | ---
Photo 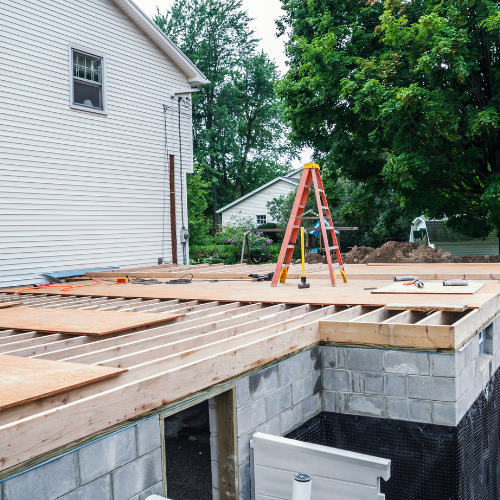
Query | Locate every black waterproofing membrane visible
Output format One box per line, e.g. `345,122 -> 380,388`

286,369 -> 500,500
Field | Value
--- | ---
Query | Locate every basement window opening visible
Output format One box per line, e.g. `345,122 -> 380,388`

256,214 -> 267,225
71,49 -> 105,112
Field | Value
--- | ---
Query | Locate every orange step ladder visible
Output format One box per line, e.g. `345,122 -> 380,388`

271,163 -> 347,286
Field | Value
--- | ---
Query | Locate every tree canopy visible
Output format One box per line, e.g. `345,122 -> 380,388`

278,0 -> 500,237
155,0 -> 298,229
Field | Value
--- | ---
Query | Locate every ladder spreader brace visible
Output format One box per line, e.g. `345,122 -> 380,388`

271,163 -> 347,287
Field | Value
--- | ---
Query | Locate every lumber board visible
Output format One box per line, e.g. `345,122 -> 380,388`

372,282 -> 485,295
3,280 -> 497,309
0,302 -> 22,309
0,354 -> 126,410
0,307 -> 185,335
0,320 -> 322,471
385,304 -> 468,312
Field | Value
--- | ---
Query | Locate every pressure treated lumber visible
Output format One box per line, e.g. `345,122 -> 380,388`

0,355 -> 126,410
0,302 -> 22,309
0,307 -> 185,335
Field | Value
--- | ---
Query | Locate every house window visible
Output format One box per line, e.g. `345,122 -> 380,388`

256,215 -> 267,225
71,49 -> 104,111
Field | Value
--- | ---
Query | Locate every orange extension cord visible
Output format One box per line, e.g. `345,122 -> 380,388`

15,277 -> 102,294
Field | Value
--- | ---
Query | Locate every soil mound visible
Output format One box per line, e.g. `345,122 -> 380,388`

342,245 -> 375,264
361,241 -> 417,263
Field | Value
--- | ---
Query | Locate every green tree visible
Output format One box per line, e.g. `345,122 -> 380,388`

278,0 -> 500,238
186,165 -> 211,245
156,1 -> 298,228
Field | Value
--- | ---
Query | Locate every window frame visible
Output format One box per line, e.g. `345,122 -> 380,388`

69,45 -> 107,115
256,214 -> 267,225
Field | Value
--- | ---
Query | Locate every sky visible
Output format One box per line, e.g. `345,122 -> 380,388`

133,0 -> 313,167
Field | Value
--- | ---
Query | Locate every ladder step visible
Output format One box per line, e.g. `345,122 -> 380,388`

305,185 -> 310,189
319,189 -> 324,193
287,245 -> 295,249
331,264 -> 344,271
282,264 -> 290,268
321,206 -> 329,210
299,205 -> 305,209
293,225 -> 300,228
326,246 -> 339,250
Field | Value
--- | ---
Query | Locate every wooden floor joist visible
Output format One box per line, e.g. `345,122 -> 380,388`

0,263 -> 499,476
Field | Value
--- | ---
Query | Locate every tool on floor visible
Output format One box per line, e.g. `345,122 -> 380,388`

404,279 -> 424,288
443,279 -> 469,286
271,163 -> 347,287
40,274 -> 63,284
298,227 -> 310,289
393,276 -> 416,281
249,272 -> 274,282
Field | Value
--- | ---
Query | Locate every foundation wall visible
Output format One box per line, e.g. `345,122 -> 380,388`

210,348 -> 322,500
322,315 -> 500,426
0,417 -> 163,500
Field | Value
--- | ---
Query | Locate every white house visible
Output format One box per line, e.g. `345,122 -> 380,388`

0,0 -> 208,287
216,168 -> 302,225
409,216 -> 499,256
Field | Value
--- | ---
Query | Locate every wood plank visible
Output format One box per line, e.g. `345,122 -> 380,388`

217,388 -> 238,500
0,302 -> 22,309
0,307 -> 185,335
372,282 -> 485,295
0,354 -> 126,410
385,303 -> 468,313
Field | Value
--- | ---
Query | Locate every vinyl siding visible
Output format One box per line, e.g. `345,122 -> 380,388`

0,0 -> 194,287
221,180 -> 297,225
433,242 -> 499,257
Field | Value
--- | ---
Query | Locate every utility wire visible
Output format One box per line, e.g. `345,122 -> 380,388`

161,105 -> 170,264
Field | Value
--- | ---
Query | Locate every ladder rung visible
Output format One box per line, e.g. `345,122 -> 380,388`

299,205 -> 305,209
327,246 -> 339,250
321,206 -> 329,210
305,185 -> 310,189
319,189 -> 324,193
331,264 -> 344,271
293,225 -> 300,228
287,245 -> 295,249
282,264 -> 290,268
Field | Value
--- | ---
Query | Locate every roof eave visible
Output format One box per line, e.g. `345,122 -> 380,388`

111,0 -> 209,85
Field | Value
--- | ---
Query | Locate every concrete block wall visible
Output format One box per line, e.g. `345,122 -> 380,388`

322,315 -> 500,426
0,416 -> 163,500
210,348 -> 322,500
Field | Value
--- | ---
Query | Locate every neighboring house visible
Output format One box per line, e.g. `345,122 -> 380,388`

216,168 -> 302,225
0,0 -> 208,287
409,217 -> 499,256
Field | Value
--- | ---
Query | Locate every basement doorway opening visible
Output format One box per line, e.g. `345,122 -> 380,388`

163,400 -> 212,500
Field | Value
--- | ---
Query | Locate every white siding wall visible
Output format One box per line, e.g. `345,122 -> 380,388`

435,242 -> 499,257
0,0 -> 193,287
221,180 -> 296,225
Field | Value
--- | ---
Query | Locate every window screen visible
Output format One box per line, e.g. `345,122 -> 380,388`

72,51 -> 103,110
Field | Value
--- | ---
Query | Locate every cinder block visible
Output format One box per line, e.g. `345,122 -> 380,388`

456,348 -> 466,373
465,340 -> 472,366
364,372 -> 384,395
465,384 -> 475,409
291,377 -> 306,405
280,403 -> 302,435
322,390 -> 337,412
79,426 -> 137,484
407,376 -> 458,402
136,417 -> 160,456
323,369 -> 350,392
351,371 -> 363,393
471,335 -> 480,359
321,346 -> 344,369
410,400 -> 431,422
313,369 -> 321,394
236,377 -> 251,406
250,365 -> 278,400
257,415 -> 280,436
238,432 -> 252,465
482,364 -> 491,389
430,353 -> 459,378
208,396 -> 217,408
460,364 -> 472,395
345,394 -> 384,417
474,372 -> 482,400
384,374 -> 407,397
209,405 -> 218,434
338,393 -> 347,413
386,398 -> 410,420
302,393 -> 321,420
267,385 -> 292,420
211,460 -> 219,489
111,448 -> 162,500
278,355 -> 301,386
236,397 -> 267,436
210,434 -> 218,462
384,351 -> 429,375
493,315 -> 500,336
301,348 -> 320,375
346,348 -> 383,372
457,395 -> 467,424
3,452 -> 78,500
432,402 -> 457,426
138,481 -> 163,500
238,462 -> 251,500
54,475 -> 112,500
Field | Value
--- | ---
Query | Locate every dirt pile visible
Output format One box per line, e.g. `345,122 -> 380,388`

341,246 -> 375,264
361,241 -> 417,263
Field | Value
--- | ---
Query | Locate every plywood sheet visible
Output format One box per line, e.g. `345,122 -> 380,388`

0,355 -> 126,410
0,307 -> 184,335
372,282 -> 484,295
3,279 -> 497,309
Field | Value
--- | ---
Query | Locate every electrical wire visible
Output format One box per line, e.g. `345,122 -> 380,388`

128,276 -> 164,285
166,273 -> 193,284
161,105 -> 171,264
14,277 -> 102,294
